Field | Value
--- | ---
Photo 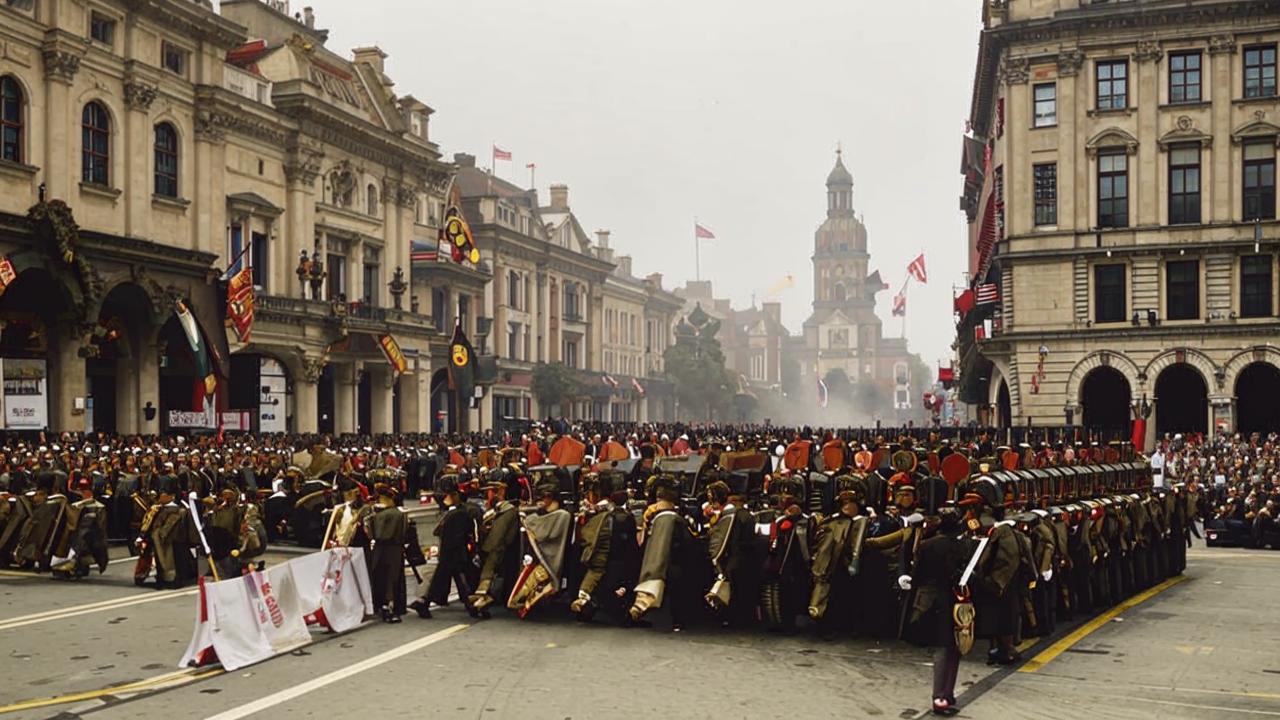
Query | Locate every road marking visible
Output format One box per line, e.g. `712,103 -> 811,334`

0,668 -> 222,716
1102,695 -> 1280,717
0,588 -> 197,631
1018,575 -> 1188,673
0,570 -> 39,579
203,623 -> 469,720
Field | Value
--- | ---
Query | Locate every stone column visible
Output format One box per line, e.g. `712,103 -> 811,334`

397,370 -> 422,433
193,114 -> 224,256
115,354 -> 139,435
122,81 -> 158,238
1136,42 -> 1162,228
370,366 -> 394,434
538,268 -> 550,362
294,356 -> 324,434
1209,35 -> 1236,223
284,141 -> 323,298
41,43 -> 81,200
1057,50 -> 1083,231
49,324 -> 87,433
334,362 -> 356,435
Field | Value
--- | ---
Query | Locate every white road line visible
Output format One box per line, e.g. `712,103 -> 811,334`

1107,696 -> 1280,717
0,588 -> 196,631
203,623 -> 468,720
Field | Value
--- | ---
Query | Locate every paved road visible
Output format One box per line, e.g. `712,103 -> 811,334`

2,542 -> 1277,720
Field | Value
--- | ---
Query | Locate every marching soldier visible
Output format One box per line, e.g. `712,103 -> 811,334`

958,475 -> 1022,665
50,476 -> 109,580
411,473 -> 481,619
702,478 -> 759,629
758,476 -> 812,632
807,475 -> 869,638
364,480 -> 408,623
630,475 -> 703,632
507,481 -> 573,618
571,470 -> 639,625
138,476 -> 199,589
469,469 -> 523,616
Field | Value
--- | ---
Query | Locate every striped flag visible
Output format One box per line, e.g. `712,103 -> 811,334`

695,223 -> 716,240
975,283 -> 1000,305
410,239 -> 439,263
892,290 -> 906,317
602,375 -> 619,389
492,144 -> 512,161
631,377 -> 646,396
907,253 -> 928,284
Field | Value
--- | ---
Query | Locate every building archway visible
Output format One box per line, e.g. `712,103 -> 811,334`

1235,362 -> 1280,435
229,352 -> 292,433
156,308 -> 217,431
1080,366 -> 1131,436
429,366 -> 454,433
996,380 -> 1011,429
88,282 -> 154,433
1155,363 -> 1207,436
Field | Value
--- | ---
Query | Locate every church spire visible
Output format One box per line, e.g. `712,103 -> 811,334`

826,146 -> 853,215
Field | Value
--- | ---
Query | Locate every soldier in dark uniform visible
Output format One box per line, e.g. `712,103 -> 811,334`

469,469 -> 522,616
571,470 -> 639,625
807,475 -> 868,638
630,475 -> 702,632
959,475 -> 1022,665
50,475 -> 109,580
411,473 -> 481,619
900,507 -> 970,717
758,476 -> 812,632
702,478 -> 759,629
507,481 -> 573,618
143,476 -> 198,589
365,481 -> 408,623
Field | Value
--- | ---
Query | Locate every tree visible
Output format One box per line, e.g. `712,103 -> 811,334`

532,362 -> 586,416
664,303 -> 735,421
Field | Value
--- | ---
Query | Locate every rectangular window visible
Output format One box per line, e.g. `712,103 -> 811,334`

1097,150 -> 1129,228
507,270 -> 520,309
326,253 -> 346,301
250,231 -> 267,289
1168,144 -> 1201,224
161,41 -> 186,76
1166,259 -> 1200,321
564,340 -> 578,369
1094,263 -> 1126,323
90,13 -> 115,46
1169,51 -> 1202,104
362,247 -> 380,306
1241,255 -> 1273,318
1034,163 -> 1057,226
1245,44 -> 1278,99
1096,60 -> 1128,110
431,288 -> 447,332
1244,140 -> 1276,221
1033,83 -> 1056,127
228,224 -> 244,275
458,294 -> 469,335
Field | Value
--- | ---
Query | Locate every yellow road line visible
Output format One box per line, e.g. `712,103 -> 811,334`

0,668 -> 222,715
0,570 -> 39,579
1018,575 -> 1188,673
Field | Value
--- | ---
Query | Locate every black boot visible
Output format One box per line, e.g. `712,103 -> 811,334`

408,599 -> 433,619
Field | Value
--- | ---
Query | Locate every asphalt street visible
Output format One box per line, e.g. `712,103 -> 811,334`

1,540 -> 1277,720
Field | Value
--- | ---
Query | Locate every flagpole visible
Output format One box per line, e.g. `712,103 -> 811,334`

528,164 -> 536,190
694,219 -> 701,282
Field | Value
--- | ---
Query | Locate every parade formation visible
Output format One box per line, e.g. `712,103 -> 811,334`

0,424 -> 1207,716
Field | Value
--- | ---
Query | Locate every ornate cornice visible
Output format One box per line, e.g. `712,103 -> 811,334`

1135,40 -> 1163,64
999,56 -> 1029,85
124,81 -> 158,112
285,138 -> 325,186
1057,49 -> 1085,77
300,355 -> 328,384
41,44 -> 82,85
1209,34 -> 1237,55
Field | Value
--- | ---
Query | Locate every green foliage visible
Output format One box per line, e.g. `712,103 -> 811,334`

532,362 -> 586,413
664,323 -> 735,421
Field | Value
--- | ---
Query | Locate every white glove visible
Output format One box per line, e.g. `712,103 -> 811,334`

1041,569 -> 1053,582
904,513 -> 925,526
897,574 -> 913,591
522,554 -> 533,566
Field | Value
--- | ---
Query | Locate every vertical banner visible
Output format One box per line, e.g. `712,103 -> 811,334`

226,266 -> 255,344
378,334 -> 408,376
3,358 -> 48,429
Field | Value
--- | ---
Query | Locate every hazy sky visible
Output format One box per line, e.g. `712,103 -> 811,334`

305,0 -> 980,367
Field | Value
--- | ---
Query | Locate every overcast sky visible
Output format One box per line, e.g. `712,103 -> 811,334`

305,0 -> 980,368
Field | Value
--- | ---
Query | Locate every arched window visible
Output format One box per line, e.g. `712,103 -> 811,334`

366,183 -> 379,216
153,122 -> 178,198
82,101 -> 110,185
1,76 -> 22,164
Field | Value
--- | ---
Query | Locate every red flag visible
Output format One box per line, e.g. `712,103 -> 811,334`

907,253 -> 928,284
493,144 -> 512,161
225,266 -> 254,344
695,223 -> 716,240
975,283 -> 1000,305
953,289 -> 975,316
892,291 -> 906,317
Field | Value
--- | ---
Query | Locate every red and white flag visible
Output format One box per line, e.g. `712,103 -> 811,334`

817,378 -> 828,409
602,375 -> 619,389
907,253 -> 928,284
493,144 -> 512,161
695,223 -> 716,240
975,283 -> 1000,305
892,291 -> 906,317
631,377 -> 646,396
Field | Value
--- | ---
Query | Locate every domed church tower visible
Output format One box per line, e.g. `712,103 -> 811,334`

801,150 -> 884,383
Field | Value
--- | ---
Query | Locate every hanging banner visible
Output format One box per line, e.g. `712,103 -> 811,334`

226,266 -> 255,344
2,359 -> 48,429
378,334 -> 408,376
0,257 -> 16,301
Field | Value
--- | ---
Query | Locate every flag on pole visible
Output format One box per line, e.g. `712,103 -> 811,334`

525,162 -> 536,169
892,290 -> 907,317
975,283 -> 1000,305
695,223 -> 716,240
492,144 -> 512,161
225,266 -> 255,344
817,378 -> 828,409
907,253 -> 928,284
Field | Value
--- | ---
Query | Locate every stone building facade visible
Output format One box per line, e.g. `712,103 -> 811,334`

958,0 -> 1280,443
0,0 -> 451,434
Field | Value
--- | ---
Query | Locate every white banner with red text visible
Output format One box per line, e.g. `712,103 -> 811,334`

180,547 -> 373,671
